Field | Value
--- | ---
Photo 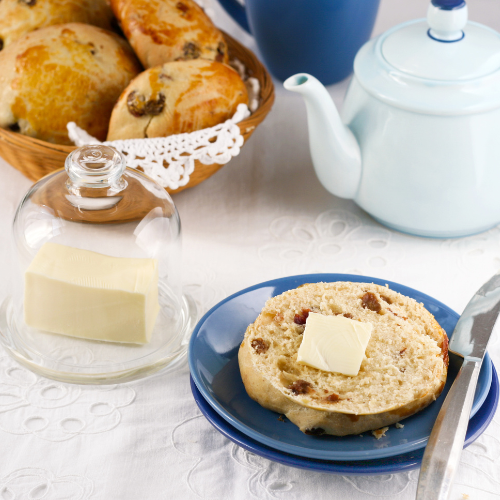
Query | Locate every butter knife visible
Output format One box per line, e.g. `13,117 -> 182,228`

416,273 -> 500,500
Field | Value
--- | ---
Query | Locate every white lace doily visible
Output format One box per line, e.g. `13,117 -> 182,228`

67,103 -> 251,191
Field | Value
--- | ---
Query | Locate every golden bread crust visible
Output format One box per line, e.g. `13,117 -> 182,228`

110,0 -> 228,68
0,23 -> 141,144
107,59 -> 248,140
0,0 -> 115,49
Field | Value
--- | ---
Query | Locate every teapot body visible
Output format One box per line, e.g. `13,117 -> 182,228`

343,59 -> 500,238
285,5 -> 500,238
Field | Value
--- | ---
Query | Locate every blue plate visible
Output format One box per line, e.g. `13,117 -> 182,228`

191,364 -> 499,475
189,274 -> 493,461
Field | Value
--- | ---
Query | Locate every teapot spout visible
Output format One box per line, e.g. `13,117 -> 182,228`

284,74 -> 361,199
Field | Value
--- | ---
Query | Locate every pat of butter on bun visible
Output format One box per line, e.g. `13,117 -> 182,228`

297,313 -> 373,376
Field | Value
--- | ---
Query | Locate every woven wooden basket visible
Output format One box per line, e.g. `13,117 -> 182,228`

0,31 -> 274,194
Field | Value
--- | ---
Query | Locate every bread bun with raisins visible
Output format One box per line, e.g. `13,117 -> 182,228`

0,23 -> 141,145
110,0 -> 228,68
239,282 -> 448,436
107,59 -> 247,140
0,0 -> 115,50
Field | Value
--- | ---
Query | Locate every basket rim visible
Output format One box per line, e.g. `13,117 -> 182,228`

0,29 -> 275,154
222,30 -> 275,124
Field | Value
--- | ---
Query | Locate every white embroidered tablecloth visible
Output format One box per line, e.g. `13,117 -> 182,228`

1,1 -> 500,498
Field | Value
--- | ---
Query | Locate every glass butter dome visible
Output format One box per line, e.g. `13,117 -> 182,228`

0,145 -> 196,384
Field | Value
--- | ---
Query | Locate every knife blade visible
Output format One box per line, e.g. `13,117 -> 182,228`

416,272 -> 500,500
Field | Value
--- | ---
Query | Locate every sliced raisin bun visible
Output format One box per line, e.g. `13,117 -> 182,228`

239,282 -> 449,436
0,23 -> 141,145
110,0 -> 228,68
107,60 -> 248,140
0,0 -> 115,50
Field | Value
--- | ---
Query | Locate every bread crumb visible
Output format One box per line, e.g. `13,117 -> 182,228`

371,426 -> 389,439
395,422 -> 404,429
242,281 -> 448,437
462,494 -> 469,500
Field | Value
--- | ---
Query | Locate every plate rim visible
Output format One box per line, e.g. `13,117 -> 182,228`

190,363 -> 499,475
188,273 -> 493,460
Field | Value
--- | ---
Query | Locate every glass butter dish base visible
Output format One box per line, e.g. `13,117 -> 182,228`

0,285 -> 197,385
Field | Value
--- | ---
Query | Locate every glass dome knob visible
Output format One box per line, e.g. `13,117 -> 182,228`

427,0 -> 468,42
65,145 -> 126,190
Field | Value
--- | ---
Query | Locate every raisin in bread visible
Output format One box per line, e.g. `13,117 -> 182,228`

238,282 -> 448,436
107,60 -> 248,140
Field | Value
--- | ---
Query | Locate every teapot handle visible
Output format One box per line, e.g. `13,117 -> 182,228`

217,0 -> 251,33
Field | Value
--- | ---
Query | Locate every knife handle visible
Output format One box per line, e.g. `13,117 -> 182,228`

416,359 -> 481,500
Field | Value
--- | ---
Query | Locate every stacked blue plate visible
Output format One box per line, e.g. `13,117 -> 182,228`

188,274 -> 499,475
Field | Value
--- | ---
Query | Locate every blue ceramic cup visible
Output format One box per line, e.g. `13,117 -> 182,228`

217,0 -> 381,84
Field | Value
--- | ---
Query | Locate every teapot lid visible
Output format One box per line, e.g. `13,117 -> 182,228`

381,0 -> 500,81
354,0 -> 500,114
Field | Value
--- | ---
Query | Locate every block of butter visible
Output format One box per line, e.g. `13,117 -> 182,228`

24,242 -> 160,343
297,313 -> 373,376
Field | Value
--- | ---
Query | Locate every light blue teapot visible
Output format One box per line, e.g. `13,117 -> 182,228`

285,0 -> 500,238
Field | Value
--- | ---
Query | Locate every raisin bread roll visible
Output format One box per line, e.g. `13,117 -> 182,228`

239,282 -> 449,436
107,60 -> 248,140
0,23 -> 141,145
110,0 -> 228,68
0,0 -> 115,50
